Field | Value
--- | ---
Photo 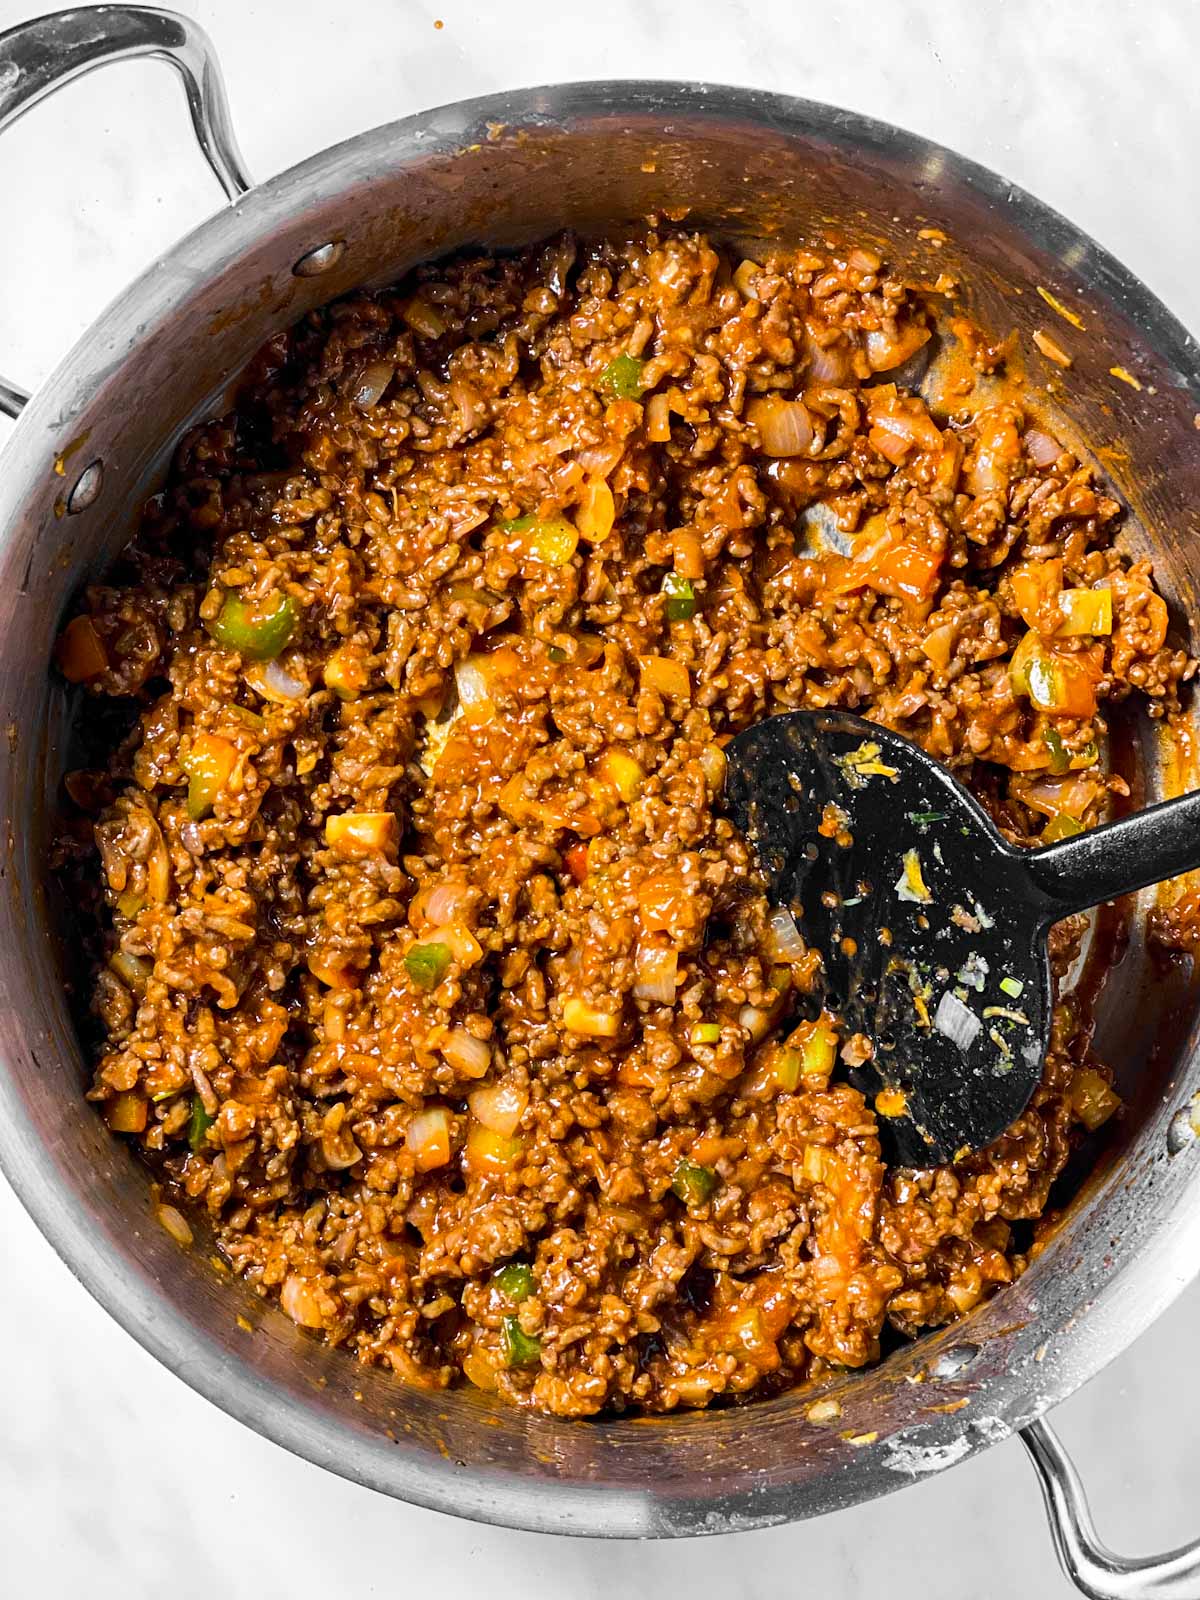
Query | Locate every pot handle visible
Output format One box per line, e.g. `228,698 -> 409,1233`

1023,1418 -> 1200,1598
0,4 -> 251,419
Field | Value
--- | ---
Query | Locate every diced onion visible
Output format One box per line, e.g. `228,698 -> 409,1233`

442,1027 -> 492,1078
469,1079 -> 528,1137
156,1201 -> 193,1246
563,996 -> 621,1038
248,655 -> 308,702
439,922 -> 484,967
419,880 -> 473,930
865,322 -> 931,373
739,1004 -> 774,1043
633,944 -> 678,1003
352,360 -> 395,409
455,656 -> 492,711
640,655 -> 691,700
1070,1067 -> 1121,1132
320,1127 -> 363,1170
934,990 -> 982,1053
281,1273 -> 325,1328
803,329 -> 852,384
1057,587 -> 1113,637
733,259 -> 760,299
921,622 -> 957,671
747,395 -> 815,457
645,392 -> 672,442
406,1106 -> 452,1170
768,907 -> 807,963
576,477 -> 615,542
698,743 -> 727,791
1024,428 -> 1062,468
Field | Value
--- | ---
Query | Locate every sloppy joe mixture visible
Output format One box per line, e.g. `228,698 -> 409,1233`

54,228 -> 1190,1416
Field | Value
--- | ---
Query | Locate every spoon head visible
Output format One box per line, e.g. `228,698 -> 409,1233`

725,710 -> 1050,1166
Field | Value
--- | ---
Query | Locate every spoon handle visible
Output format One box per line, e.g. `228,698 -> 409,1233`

1024,787 -> 1200,918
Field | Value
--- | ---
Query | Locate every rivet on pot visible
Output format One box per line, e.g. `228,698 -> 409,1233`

930,1342 -> 980,1379
67,460 -> 104,514
293,241 -> 345,278
1166,1096 -> 1200,1156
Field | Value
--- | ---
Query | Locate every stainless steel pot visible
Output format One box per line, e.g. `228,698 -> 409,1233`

2,9 -> 1199,1594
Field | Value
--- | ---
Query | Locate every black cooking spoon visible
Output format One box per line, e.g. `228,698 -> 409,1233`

724,709 -> 1200,1167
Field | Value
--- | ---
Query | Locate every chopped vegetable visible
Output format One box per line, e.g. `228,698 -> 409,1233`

1033,329 -> 1073,369
325,811 -> 398,858
209,590 -> 298,660
105,1090 -> 148,1134
772,1047 -> 802,1092
690,1022 -> 722,1045
563,842 -> 590,883
181,733 -> 237,820
405,941 -> 451,991
934,990 -> 981,1052
454,655 -> 495,720
500,1315 -> 542,1367
672,529 -> 704,580
1057,587 -> 1113,637
598,748 -> 644,803
982,1005 -> 1029,1025
501,513 -> 579,567
733,258 -> 760,298
469,1079 -> 528,1137
1010,560 -> 1063,632
400,295 -> 447,338
465,1122 -> 524,1174
835,742 -> 899,786
324,646 -> 370,699
633,943 -> 678,1003
1044,726 -> 1071,775
246,656 -> 308,703
662,573 -> 697,622
896,848 -> 932,904
747,394 -> 815,457
406,1106 -> 452,1170
575,477 -> 615,542
865,542 -> 943,602
441,1027 -> 492,1078
307,951 -> 361,989
495,1262 -> 536,1302
281,1274 -> 325,1328
188,1094 -> 215,1151
698,743 -> 727,791
671,1157 -> 719,1207
56,614 -> 108,682
640,655 -> 690,699
768,907 -> 807,963
1000,976 -> 1025,999
1070,1067 -> 1121,1132
1036,286 -> 1085,330
563,997 -> 621,1038
800,1018 -> 839,1084
645,391 -> 672,441
598,353 -> 645,400
1043,814 -> 1085,842
907,810 -> 948,825
1010,630 -> 1098,717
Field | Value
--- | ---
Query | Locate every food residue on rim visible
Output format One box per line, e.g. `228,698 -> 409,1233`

1036,285 -> 1085,329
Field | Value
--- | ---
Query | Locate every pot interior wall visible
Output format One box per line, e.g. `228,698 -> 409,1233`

3,88 -> 1200,1534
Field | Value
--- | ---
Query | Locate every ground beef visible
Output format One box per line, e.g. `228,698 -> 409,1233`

52,227 -> 1191,1416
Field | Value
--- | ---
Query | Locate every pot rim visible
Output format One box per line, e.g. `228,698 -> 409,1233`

4,75 -> 1200,1538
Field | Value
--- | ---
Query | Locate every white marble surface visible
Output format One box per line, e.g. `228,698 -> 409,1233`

2,1 -> 1199,1595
